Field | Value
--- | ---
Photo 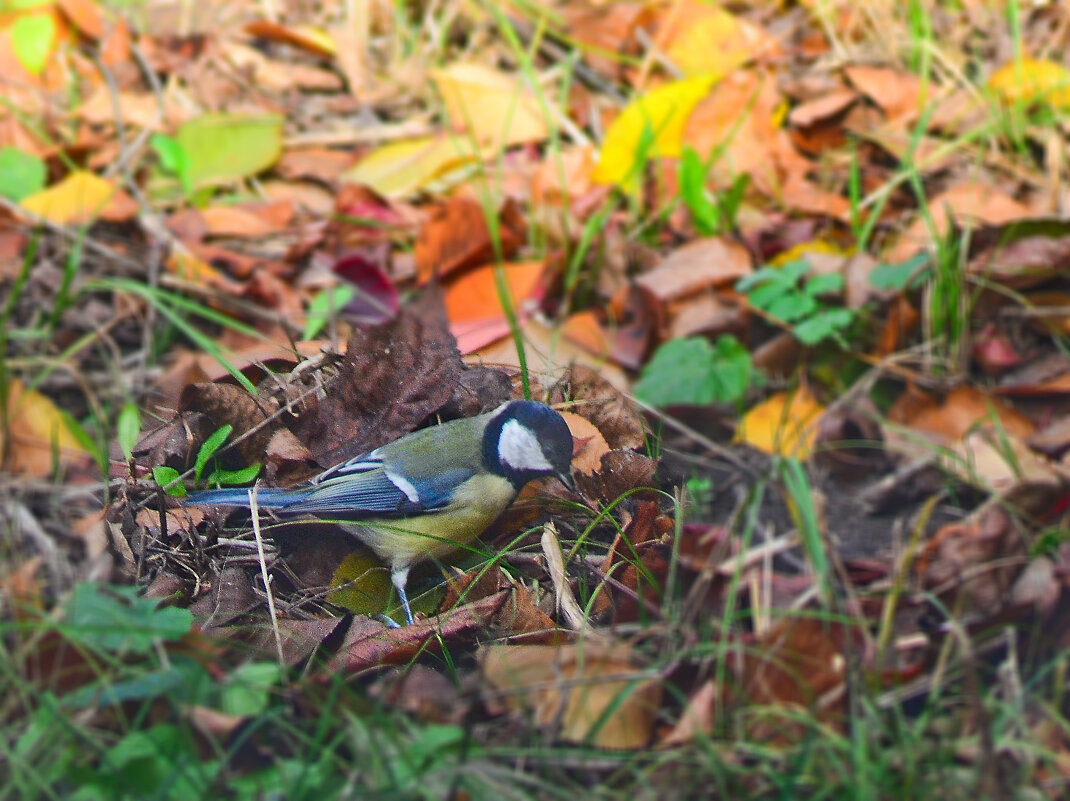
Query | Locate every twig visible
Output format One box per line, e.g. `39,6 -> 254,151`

249,487 -> 285,665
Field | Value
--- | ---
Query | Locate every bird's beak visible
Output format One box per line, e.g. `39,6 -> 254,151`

557,471 -> 576,493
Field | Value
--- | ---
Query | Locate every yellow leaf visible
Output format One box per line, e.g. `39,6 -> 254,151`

735,387 -> 824,459
20,170 -> 118,225
989,57 -> 1070,109
341,135 -> 479,198
430,62 -> 549,149
662,5 -> 778,79
593,75 -> 716,188
0,379 -> 91,478
328,550 -> 392,616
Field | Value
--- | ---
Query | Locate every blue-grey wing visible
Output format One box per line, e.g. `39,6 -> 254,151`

281,465 -> 476,519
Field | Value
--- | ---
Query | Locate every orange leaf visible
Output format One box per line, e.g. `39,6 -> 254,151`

244,19 -> 336,57
445,261 -> 545,324
55,0 -> 103,39
560,411 -> 610,476
200,205 -> 283,238
414,196 -> 524,283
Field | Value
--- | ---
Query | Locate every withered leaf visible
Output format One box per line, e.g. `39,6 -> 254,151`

292,285 -> 463,467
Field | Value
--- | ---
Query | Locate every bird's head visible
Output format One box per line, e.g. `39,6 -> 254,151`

483,400 -> 575,491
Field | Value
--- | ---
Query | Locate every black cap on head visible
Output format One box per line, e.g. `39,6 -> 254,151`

484,400 -> 575,489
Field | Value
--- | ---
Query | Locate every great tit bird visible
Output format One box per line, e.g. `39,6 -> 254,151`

186,400 -> 575,624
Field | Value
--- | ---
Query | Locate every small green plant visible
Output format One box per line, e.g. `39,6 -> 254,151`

116,402 -> 140,462
737,259 -> 855,346
679,146 -> 748,236
684,474 -> 713,520
153,424 -> 261,497
634,334 -> 752,407
869,252 -> 931,292
0,146 -> 46,200
150,133 -> 194,199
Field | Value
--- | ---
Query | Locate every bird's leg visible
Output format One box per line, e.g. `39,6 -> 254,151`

391,565 -> 414,625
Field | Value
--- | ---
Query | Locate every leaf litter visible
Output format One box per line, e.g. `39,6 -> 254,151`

3,0 -> 1070,796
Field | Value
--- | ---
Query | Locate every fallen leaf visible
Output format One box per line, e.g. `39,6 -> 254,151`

244,19 -> 336,57
888,181 -> 1031,262
291,286 -> 463,467
473,317 -> 631,392
740,617 -> 864,739
341,134 -> 479,198
1,379 -> 93,477
989,57 -> 1070,110
845,65 -> 925,123
887,384 -> 1034,443
328,550 -> 393,616
480,642 -> 662,749
736,387 -> 825,459
682,69 -> 782,194
563,3 -> 656,81
200,204 -> 285,238
414,196 -> 525,283
431,62 -> 549,149
594,75 -> 716,188
788,88 -> 858,128
917,495 -> 1032,614
446,261 -> 546,352
552,364 -> 647,451
176,113 -> 284,188
55,0 -> 103,39
636,236 -> 752,301
20,170 -> 136,225
656,2 -> 781,79
560,411 -> 610,476
329,594 -> 508,672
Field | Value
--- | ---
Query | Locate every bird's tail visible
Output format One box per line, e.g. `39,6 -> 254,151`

184,487 -> 309,509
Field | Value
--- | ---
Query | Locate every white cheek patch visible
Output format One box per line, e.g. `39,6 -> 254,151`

498,420 -> 554,473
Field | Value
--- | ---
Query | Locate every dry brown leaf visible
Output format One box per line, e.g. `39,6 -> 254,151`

682,70 -> 782,194
560,411 -> 610,476
845,65 -> 925,124
553,364 -> 646,451
480,642 -> 662,749
788,88 -> 858,128
244,19 -> 336,57
563,3 -> 656,81
888,181 -> 1030,262
739,617 -> 864,739
636,236 -> 752,301
917,496 -> 1032,614
662,679 -> 720,745
200,204 -> 289,238
887,384 -> 1034,443
414,196 -> 525,283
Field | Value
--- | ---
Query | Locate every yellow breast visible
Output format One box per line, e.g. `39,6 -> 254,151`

351,473 -> 517,570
